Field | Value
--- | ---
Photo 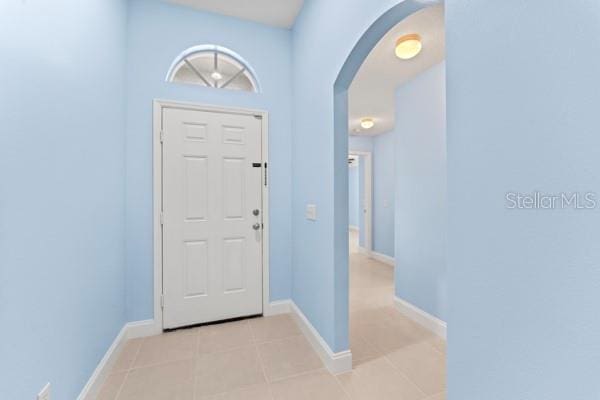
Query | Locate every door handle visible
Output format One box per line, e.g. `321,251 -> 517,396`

252,223 -> 261,231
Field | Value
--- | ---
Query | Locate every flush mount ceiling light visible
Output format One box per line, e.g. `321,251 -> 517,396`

395,33 -> 422,60
360,118 -> 375,130
211,71 -> 223,81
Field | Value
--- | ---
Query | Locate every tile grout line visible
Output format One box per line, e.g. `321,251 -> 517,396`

191,328 -> 202,400
122,324 -> 256,372
194,320 -> 257,398
258,318 -> 328,384
113,338 -> 144,400
338,336 -> 432,400
381,351 -> 429,398
267,367 -> 329,384
124,333 -> 197,371
247,319 -> 276,400
332,371 -> 353,399
118,319 -> 311,375
349,330 -> 382,362
112,370 -> 131,400
428,340 -> 447,357
254,332 -> 306,345
248,316 -> 324,385
125,356 -> 196,372
424,391 -> 447,400
382,338 -> 447,397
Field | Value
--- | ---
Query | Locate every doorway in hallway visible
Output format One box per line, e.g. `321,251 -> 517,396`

348,151 -> 372,254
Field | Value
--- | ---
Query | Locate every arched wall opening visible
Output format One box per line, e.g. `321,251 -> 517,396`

332,0 -> 444,355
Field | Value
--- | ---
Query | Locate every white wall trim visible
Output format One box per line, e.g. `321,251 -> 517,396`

349,150 -> 372,253
349,225 -> 359,231
152,100 -> 163,333
357,246 -> 395,267
290,302 -> 352,375
264,300 -> 292,316
125,319 -> 162,339
77,325 -> 127,400
77,320 -> 161,400
357,246 -> 369,256
370,251 -> 395,266
153,100 -> 271,330
394,296 -> 447,340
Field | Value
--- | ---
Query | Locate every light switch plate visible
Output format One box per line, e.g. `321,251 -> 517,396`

306,204 -> 317,221
37,383 -> 50,400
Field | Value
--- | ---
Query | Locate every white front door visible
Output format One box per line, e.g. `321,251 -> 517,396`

162,107 -> 263,329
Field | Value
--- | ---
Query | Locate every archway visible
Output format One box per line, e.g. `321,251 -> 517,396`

333,0 -> 444,365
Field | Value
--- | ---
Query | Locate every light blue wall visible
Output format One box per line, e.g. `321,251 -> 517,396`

349,135 -> 374,152
125,0 -> 293,320
0,1 -> 127,399
373,131 -> 395,257
292,0 -> 432,352
395,62 -> 446,320
348,165 -> 359,227
6,1 -> 597,398
447,2 -> 600,398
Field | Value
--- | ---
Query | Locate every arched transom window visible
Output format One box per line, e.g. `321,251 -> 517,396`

166,45 -> 260,93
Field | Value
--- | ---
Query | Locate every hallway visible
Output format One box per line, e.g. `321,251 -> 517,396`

348,230 -> 446,398
96,232 -> 446,400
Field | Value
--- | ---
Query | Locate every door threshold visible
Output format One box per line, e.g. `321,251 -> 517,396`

163,314 -> 263,333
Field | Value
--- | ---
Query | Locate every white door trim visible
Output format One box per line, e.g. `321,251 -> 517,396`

349,150 -> 373,253
153,99 -> 270,331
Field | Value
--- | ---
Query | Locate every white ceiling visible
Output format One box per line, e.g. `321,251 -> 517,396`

168,0 -> 304,29
349,5 -> 445,136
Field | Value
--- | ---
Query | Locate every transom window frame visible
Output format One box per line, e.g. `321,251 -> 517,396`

166,44 -> 261,93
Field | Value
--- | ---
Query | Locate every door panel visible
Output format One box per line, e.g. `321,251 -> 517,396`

162,108 -> 263,329
183,240 -> 208,297
223,237 -> 245,292
184,156 -> 208,220
222,158 -> 245,219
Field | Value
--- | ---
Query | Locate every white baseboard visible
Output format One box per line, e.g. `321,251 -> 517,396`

394,296 -> 447,340
77,325 -> 128,400
357,247 -> 395,267
125,319 -> 162,339
357,246 -> 369,255
264,300 -> 292,316
290,302 -> 352,375
349,225 -> 359,231
78,320 -> 161,399
370,251 -> 395,266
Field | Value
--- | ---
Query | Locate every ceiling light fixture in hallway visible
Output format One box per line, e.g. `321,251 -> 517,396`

395,33 -> 422,60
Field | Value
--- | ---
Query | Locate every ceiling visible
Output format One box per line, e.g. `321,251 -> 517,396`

168,0 -> 304,29
349,5 -> 445,136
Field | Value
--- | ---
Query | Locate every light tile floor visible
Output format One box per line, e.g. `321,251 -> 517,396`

97,232 -> 446,399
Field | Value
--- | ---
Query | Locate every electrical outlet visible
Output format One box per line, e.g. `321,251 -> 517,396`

306,204 -> 317,221
37,383 -> 50,400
